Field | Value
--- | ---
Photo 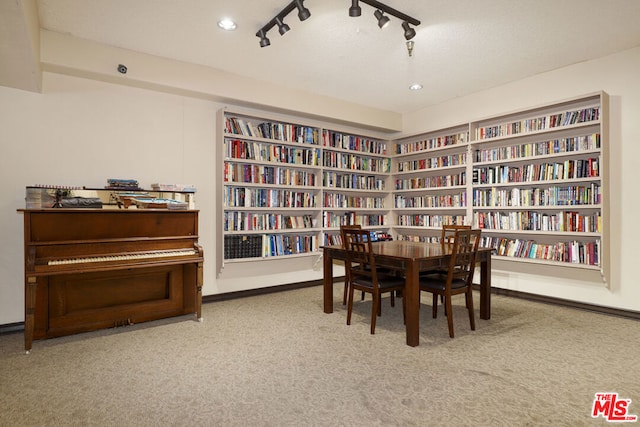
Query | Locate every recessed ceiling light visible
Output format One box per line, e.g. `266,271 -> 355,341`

218,18 -> 237,31
409,83 -> 423,91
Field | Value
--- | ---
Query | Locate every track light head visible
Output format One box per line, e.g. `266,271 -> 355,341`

402,21 -> 416,40
294,0 -> 311,21
374,9 -> 390,29
257,29 -> 271,47
349,0 -> 361,17
275,16 -> 290,35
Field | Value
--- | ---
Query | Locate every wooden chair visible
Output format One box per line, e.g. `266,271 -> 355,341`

343,227 -> 406,334
418,228 -> 481,338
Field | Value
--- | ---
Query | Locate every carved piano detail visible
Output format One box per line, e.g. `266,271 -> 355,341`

19,209 -> 204,353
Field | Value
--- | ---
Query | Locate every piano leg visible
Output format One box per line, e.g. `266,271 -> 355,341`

196,262 -> 203,321
24,276 -> 37,354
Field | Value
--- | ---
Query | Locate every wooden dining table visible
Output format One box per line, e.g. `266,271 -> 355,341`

322,240 -> 493,347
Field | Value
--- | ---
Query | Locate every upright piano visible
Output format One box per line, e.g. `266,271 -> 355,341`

19,209 -> 204,353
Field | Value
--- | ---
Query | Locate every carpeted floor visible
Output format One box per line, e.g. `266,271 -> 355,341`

1,284 -> 638,426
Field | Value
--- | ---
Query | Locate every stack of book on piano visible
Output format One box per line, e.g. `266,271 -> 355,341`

151,183 -> 197,193
106,178 -> 140,190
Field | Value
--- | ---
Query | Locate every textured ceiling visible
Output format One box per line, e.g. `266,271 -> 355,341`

33,0 -> 640,113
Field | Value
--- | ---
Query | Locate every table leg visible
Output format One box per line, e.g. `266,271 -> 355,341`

479,254 -> 491,320
323,248 -> 334,314
405,261 -> 419,347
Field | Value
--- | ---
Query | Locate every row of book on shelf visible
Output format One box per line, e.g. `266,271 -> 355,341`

480,236 -> 600,265
472,184 -> 601,207
322,193 -> 385,209
473,158 -> 599,184
322,172 -> 386,191
396,153 -> 466,172
394,192 -> 466,209
474,106 -> 600,140
224,163 -> 317,187
473,210 -> 601,233
224,187 -> 317,208
322,151 -> 390,172
473,133 -> 600,162
223,234 -> 318,260
394,172 -> 467,190
225,139 -> 321,166
224,213 -> 315,232
225,117 -> 320,144
395,132 -> 468,154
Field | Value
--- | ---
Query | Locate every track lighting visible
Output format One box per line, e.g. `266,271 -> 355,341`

257,1 -> 420,48
374,9 -> 390,29
349,0 -> 362,17
349,1 -> 420,40
256,0 -> 311,47
275,16 -> 290,36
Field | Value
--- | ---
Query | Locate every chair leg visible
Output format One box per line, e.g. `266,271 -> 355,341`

347,285 -> 355,326
432,293 -> 438,318
445,295 -> 454,338
371,293 -> 378,334
390,292 -> 395,307
343,282 -> 348,305
467,289 -> 476,331
377,292 -> 382,317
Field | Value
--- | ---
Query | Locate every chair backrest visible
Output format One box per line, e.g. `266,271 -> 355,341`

339,224 -> 361,247
445,229 -> 481,287
342,227 -> 379,289
441,224 -> 471,245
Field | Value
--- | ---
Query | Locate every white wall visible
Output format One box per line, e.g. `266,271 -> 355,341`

2,46 -> 639,326
403,47 -> 640,312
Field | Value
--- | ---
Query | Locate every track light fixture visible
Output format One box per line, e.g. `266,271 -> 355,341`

374,9 -> 390,29
349,0 -> 362,17
257,29 -> 270,47
257,1 -> 419,47
294,0 -> 311,21
351,0 -> 420,40
256,0 -> 311,47
275,16 -> 290,36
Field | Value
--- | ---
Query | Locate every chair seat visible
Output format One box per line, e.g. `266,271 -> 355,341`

353,274 -> 405,290
419,275 -> 468,292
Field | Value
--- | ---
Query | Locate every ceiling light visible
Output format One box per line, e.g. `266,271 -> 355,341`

217,19 -> 237,31
294,0 -> 311,21
402,21 -> 416,40
409,83 -> 423,91
275,16 -> 290,35
374,9 -> 390,29
349,0 -> 362,17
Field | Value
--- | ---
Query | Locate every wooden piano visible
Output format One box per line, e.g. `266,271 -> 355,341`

18,208 -> 204,353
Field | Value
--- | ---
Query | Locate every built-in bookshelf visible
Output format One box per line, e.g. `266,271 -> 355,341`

217,92 -> 609,285
391,125 -> 470,243
217,109 -> 392,274
218,111 -> 323,267
469,92 -> 609,283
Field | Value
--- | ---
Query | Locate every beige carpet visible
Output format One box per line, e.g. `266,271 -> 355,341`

1,285 -> 639,426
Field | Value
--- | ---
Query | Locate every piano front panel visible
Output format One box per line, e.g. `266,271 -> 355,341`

38,265 -> 194,339
26,209 -> 199,242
